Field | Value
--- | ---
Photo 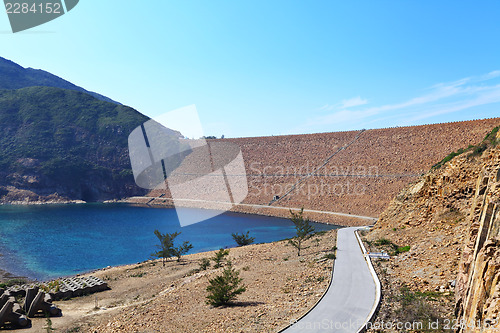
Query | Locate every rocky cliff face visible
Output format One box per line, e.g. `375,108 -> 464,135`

365,126 -> 500,328
455,138 -> 500,331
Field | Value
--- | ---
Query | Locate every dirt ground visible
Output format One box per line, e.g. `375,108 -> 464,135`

7,229 -> 337,333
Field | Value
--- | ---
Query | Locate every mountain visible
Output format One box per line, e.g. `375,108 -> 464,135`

0,57 -> 119,104
0,86 -> 149,203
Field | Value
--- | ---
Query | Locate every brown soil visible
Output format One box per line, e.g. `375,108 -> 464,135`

9,230 -> 337,333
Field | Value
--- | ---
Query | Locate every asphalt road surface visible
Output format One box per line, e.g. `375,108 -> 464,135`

283,227 -> 377,332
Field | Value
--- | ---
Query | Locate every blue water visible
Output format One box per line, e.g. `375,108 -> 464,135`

0,204 -> 339,281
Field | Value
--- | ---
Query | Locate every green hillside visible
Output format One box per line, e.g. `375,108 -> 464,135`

0,86 -> 149,202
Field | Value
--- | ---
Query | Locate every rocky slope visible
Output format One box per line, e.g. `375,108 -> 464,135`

455,144 -> 500,331
141,118 -> 500,224
364,125 -> 500,330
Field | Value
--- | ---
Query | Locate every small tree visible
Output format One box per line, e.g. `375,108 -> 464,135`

152,230 -> 193,265
288,208 -> 315,256
172,241 -> 194,262
199,258 -> 211,271
206,262 -> 246,307
231,231 -> 255,247
212,248 -> 230,268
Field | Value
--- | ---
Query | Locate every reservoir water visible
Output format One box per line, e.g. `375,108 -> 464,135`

0,204 -> 339,281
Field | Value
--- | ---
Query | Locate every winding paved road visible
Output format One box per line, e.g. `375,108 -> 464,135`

282,227 -> 378,332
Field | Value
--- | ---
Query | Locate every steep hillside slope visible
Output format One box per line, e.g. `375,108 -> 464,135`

364,125 -> 500,330
0,57 -> 118,104
0,86 -> 149,203
141,118 -> 500,224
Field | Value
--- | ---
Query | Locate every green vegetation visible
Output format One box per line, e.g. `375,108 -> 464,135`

0,56 -> 116,103
212,248 -> 230,268
397,245 -> 411,253
39,280 -> 62,293
171,242 -> 194,262
188,258 -> 212,276
206,262 -> 246,307
394,286 -> 451,332
288,208 -> 315,256
374,238 -> 392,246
323,253 -> 336,260
0,278 -> 27,289
152,230 -> 193,264
433,126 -> 500,169
199,258 -> 211,271
0,86 -> 155,201
129,272 -> 146,278
44,315 -> 55,333
231,231 -> 255,247
373,238 -> 410,256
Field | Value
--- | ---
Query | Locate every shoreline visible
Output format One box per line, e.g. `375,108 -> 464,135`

52,228 -> 339,332
0,199 -> 87,206
0,197 -> 376,227
0,221 -> 338,284
0,202 -> 345,283
0,265 -> 29,284
124,196 -> 377,227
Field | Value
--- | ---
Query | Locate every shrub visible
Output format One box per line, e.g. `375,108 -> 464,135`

433,126 -> 500,169
171,241 -> 194,262
397,245 -> 411,254
231,231 -> 255,247
323,253 -> 336,260
199,258 -> 211,271
206,263 -> 246,307
395,286 -> 445,331
374,238 -> 392,246
288,208 -> 315,256
0,278 -> 27,288
473,143 -> 488,156
39,280 -> 62,293
212,248 -> 230,268
152,230 -> 193,265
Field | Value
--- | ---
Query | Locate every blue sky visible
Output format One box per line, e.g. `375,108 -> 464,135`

1,1 -> 499,138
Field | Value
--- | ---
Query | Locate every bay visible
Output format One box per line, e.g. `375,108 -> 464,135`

0,204 -> 339,281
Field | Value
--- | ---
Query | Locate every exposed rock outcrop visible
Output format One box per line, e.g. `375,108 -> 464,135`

364,125 -> 500,330
455,139 -> 500,331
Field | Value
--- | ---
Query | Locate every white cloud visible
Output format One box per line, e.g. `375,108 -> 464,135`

340,96 -> 368,108
303,70 -> 500,132
319,96 -> 368,111
479,70 -> 500,81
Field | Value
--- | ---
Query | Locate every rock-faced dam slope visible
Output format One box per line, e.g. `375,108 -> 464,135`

141,118 -> 500,225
